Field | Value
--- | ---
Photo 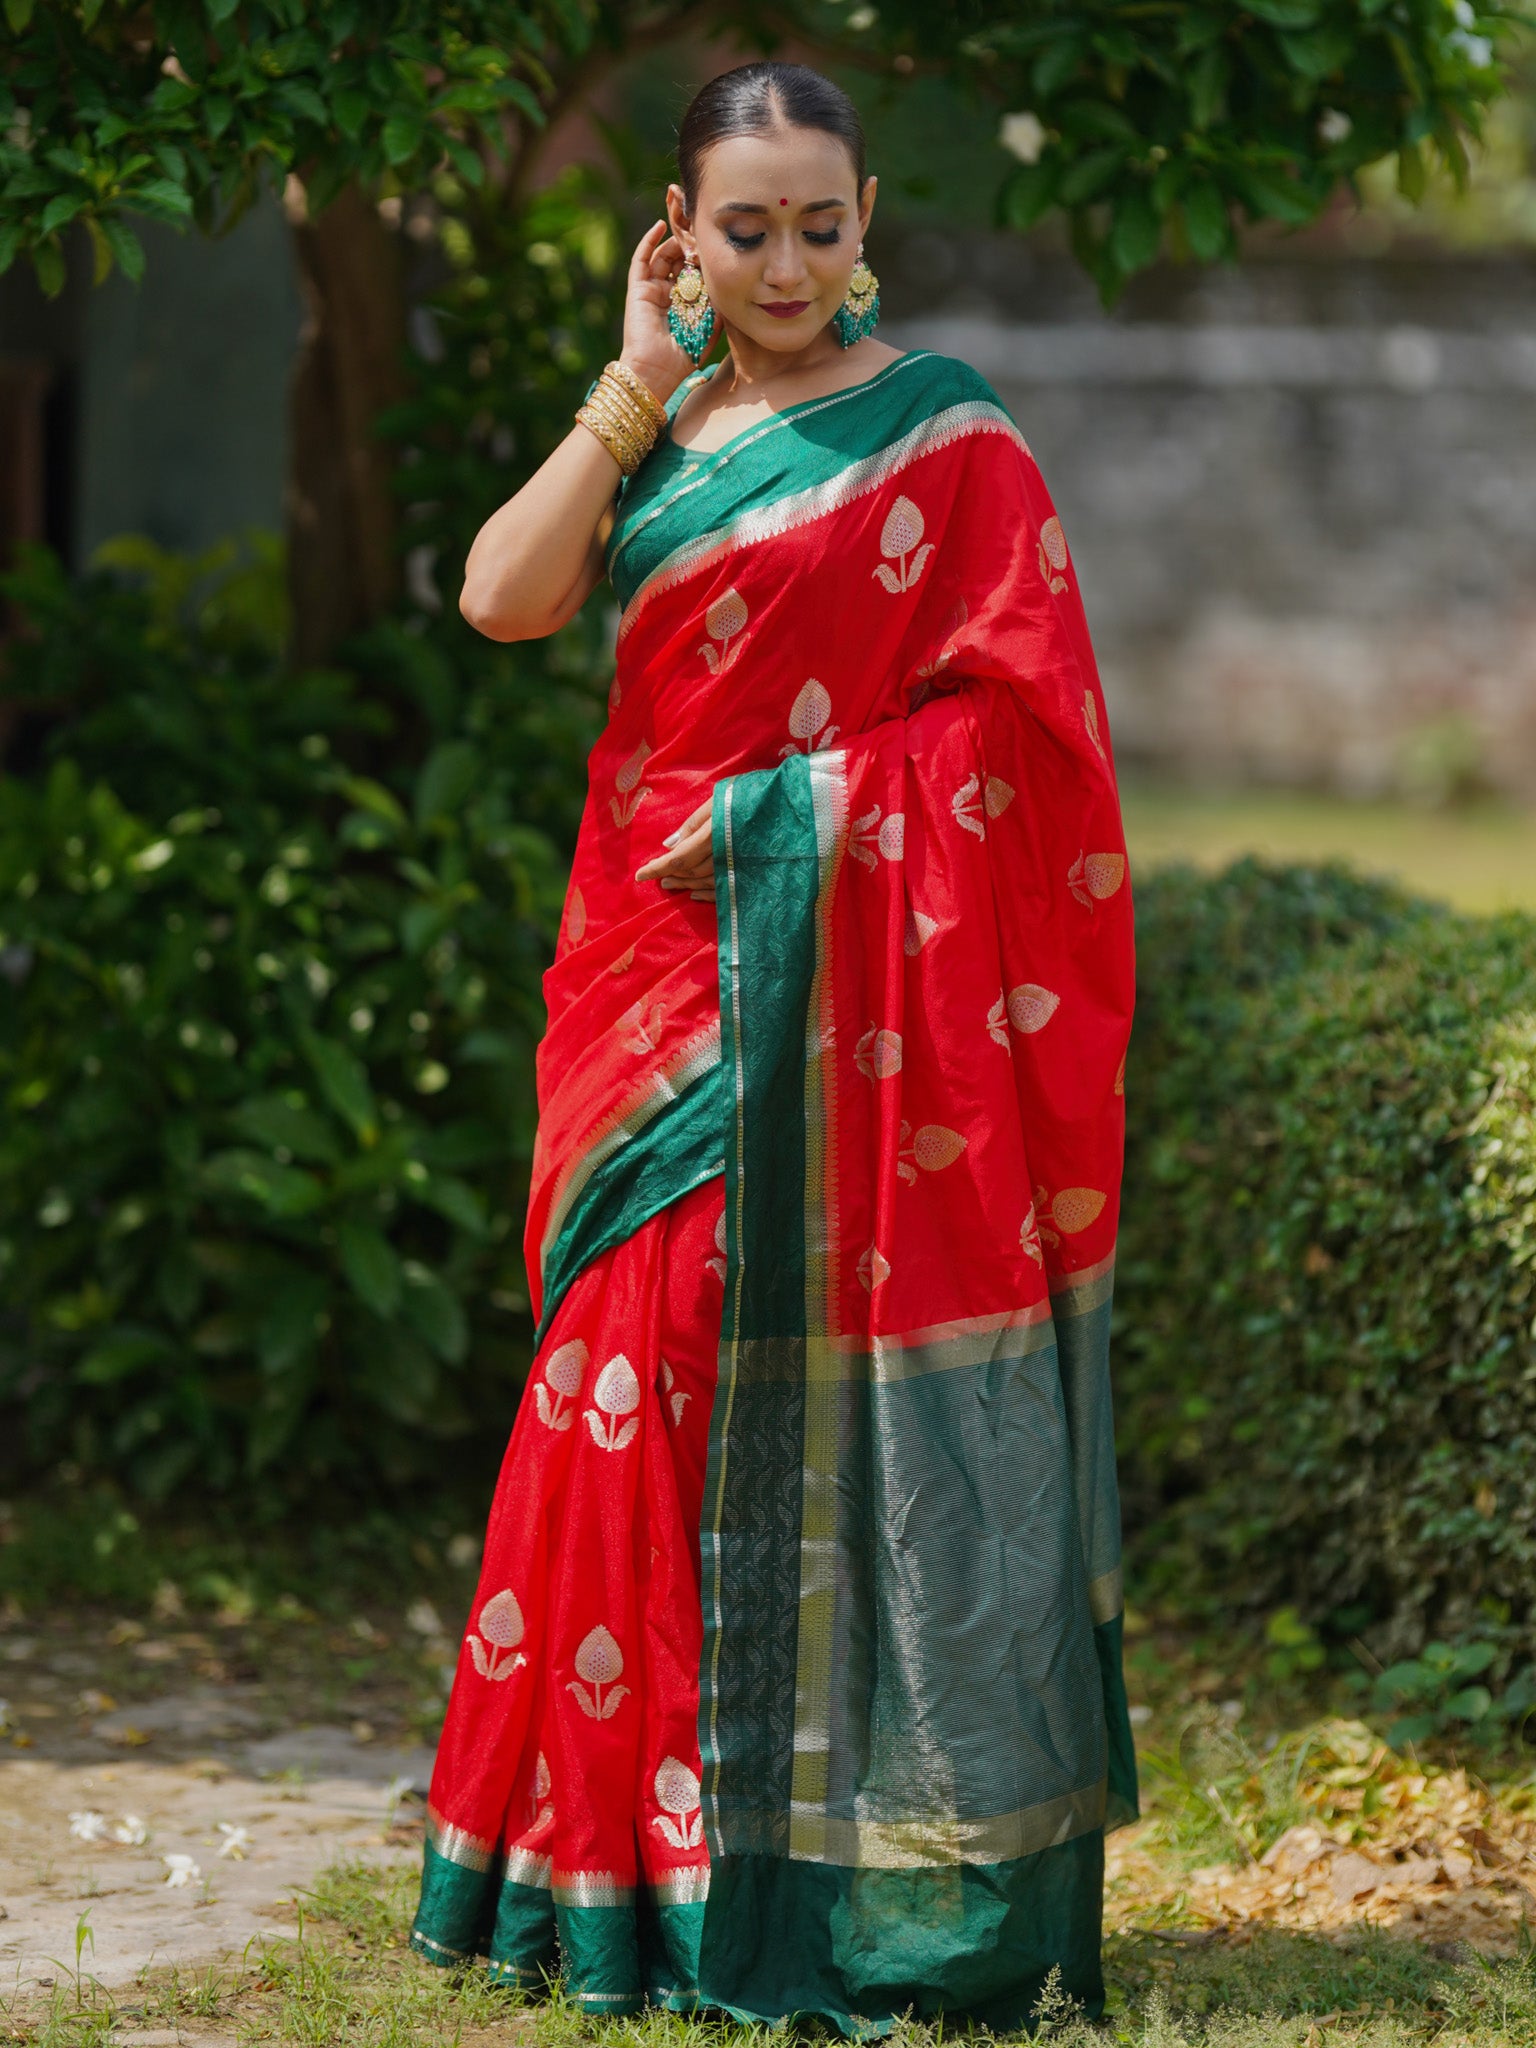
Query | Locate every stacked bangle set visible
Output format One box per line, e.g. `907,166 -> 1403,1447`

575,360 -> 668,476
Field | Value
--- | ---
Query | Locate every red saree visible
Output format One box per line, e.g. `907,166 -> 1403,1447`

413,348 -> 1139,2033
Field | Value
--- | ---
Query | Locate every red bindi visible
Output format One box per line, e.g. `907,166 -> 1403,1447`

778,197 -> 788,206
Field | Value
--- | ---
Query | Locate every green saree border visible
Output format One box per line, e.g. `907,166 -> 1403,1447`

534,1059 -> 724,1346
618,399 -> 1028,646
608,351 -> 939,609
411,1840 -> 708,2015
536,1021 -> 719,1307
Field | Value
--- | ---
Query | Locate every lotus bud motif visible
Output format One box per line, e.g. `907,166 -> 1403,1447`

477,1589 -> 525,1649
575,1624 -> 623,1687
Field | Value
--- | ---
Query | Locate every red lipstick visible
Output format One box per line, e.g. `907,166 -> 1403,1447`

761,300 -> 810,318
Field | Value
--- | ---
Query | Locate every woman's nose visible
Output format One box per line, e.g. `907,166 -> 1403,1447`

760,234 -> 806,291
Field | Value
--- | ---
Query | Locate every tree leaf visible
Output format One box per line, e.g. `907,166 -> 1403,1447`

338,1218 -> 403,1317
4,0 -> 35,30
382,113 -> 425,166
77,1328 -> 175,1385
303,1033 -> 378,1145
1058,147 -> 1122,207
1181,179 -> 1232,261
414,740 -> 479,828
201,1149 -> 327,1218
1108,188 -> 1161,274
39,192 -> 87,239
227,1092 -> 343,1164
401,1262 -> 468,1363
363,1321 -> 439,1422
101,216 -> 146,283
85,215 -> 114,285
31,237 -> 65,298
257,1272 -> 331,1376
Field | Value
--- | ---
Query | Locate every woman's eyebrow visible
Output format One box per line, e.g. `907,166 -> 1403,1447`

712,197 -> 846,216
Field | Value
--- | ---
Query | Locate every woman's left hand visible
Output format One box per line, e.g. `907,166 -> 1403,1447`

636,797 -> 715,901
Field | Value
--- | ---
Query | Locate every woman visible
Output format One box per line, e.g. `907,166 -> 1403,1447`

411,59 -> 1138,2036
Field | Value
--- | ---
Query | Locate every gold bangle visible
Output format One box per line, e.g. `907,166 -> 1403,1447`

604,359 -> 667,431
574,362 -> 663,476
575,399 -> 649,476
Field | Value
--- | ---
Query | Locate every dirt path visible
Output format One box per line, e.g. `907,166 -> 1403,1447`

1,1713 -> 432,1993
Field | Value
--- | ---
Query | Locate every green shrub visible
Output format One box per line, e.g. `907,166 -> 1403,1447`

0,535 -> 606,1502
1119,859 -> 1536,1675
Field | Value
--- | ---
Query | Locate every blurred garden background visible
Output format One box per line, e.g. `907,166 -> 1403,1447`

4,4 -> 1536,2042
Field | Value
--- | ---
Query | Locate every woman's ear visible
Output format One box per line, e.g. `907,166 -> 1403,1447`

664,182 -> 693,251
857,173 -> 878,241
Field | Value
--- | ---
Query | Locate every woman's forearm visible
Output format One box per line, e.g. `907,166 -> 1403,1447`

459,421 -> 625,643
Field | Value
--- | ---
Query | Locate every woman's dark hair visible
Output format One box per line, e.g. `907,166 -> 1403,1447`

676,62 -> 867,213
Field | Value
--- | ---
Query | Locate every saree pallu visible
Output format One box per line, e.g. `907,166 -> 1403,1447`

412,348 -> 1139,2034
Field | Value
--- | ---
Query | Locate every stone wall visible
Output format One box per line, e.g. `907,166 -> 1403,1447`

880,236 -> 1536,798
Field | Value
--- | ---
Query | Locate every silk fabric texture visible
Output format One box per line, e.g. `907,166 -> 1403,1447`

412,350 -> 1140,2034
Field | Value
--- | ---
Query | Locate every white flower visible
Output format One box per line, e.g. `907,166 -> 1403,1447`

405,1598 -> 444,1638
1317,107 -> 1352,144
1452,0 -> 1476,25
69,1811 -> 109,1843
216,1823 -> 250,1860
114,1815 -> 148,1846
1448,27 -> 1493,63
163,1853 -> 201,1888
1000,111 -> 1047,165
384,1774 -> 419,1823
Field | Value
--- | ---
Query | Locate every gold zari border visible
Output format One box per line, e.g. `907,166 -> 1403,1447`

788,1777 -> 1107,1869
551,1868 -> 634,1908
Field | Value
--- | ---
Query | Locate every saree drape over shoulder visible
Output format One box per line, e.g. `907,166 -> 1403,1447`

412,349 -> 1139,2035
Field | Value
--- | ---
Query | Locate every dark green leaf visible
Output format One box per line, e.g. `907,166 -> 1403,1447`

1181,180 -> 1232,261
414,740 -> 479,827
401,1261 -> 468,1363
31,238 -> 65,298
1058,147 -> 1122,207
382,113 -> 425,166
338,1218 -> 402,1316
101,216 -> 146,283
1108,189 -> 1161,274
303,1033 -> 379,1145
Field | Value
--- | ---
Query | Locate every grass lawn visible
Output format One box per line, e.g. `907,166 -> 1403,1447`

6,1586 -> 1535,2047
1121,786 -> 1536,916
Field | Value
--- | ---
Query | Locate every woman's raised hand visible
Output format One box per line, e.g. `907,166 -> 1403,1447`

636,796 -> 715,902
620,221 -> 695,406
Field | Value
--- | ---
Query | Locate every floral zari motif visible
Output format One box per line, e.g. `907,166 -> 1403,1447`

467,1588 -> 528,1682
585,1353 -> 641,1451
610,741 -> 651,829
781,678 -> 838,758
873,495 -> 933,594
533,1338 -> 587,1431
567,1623 -> 629,1719
651,1757 -> 704,1850
987,984 -> 1061,1045
699,587 -> 748,672
953,772 -> 1016,839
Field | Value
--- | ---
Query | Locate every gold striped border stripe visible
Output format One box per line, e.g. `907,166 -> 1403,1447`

1087,1563 -> 1124,1625
618,403 -> 1030,645
788,748 -> 850,1827
538,1022 -> 721,1284
425,1806 -> 497,1874
787,1777 -> 1107,1869
551,1869 -> 634,1907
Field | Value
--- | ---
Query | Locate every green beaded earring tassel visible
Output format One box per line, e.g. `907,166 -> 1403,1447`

832,246 -> 880,349
668,258 -> 717,365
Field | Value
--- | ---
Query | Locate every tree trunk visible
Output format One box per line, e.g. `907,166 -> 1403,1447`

285,182 -> 407,668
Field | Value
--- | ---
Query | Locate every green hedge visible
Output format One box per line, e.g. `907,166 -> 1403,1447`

1119,859 -> 1536,1668
0,536 -> 604,1502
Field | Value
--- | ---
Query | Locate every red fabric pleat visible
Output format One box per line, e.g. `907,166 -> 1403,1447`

426,1175 -> 724,1897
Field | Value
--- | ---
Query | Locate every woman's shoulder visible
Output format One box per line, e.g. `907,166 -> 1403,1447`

897,348 -> 1017,426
